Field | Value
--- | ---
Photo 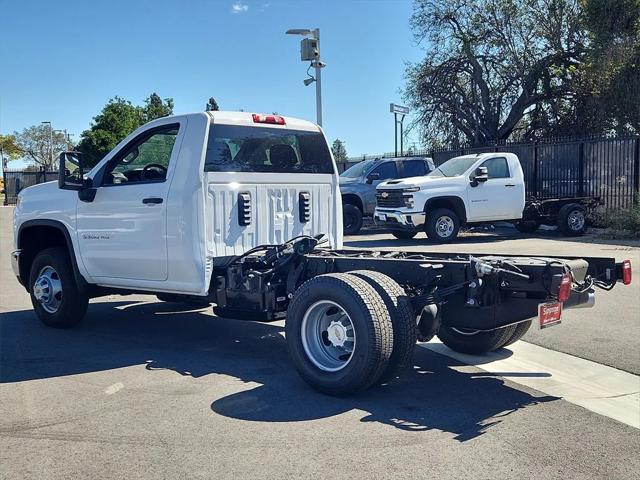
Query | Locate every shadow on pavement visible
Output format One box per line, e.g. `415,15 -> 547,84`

0,300 -> 557,441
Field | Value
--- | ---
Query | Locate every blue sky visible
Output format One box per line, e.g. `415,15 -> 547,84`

0,0 -> 424,167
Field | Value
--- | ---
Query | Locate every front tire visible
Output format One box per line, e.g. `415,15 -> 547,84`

437,324 -> 517,355
342,204 -> 363,235
29,247 -> 88,328
286,273 -> 393,395
558,203 -> 586,236
425,208 -> 460,243
391,230 -> 418,240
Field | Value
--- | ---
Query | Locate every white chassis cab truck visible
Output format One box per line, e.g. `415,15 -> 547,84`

374,153 -> 598,242
12,111 -> 632,395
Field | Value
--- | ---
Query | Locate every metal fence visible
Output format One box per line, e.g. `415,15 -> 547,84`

341,136 -> 640,210
2,169 -> 57,205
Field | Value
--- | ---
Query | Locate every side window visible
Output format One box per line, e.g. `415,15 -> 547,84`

104,125 -> 179,185
371,161 -> 398,181
401,160 -> 427,178
481,157 -> 510,179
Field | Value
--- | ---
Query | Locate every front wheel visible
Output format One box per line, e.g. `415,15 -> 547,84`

342,204 -> 363,235
425,208 -> 460,243
391,230 -> 418,240
286,273 -> 393,395
29,247 -> 88,328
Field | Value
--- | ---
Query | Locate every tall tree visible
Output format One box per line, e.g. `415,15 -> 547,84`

76,97 -> 144,165
0,134 -> 22,163
13,125 -> 68,169
405,0 -> 585,146
206,97 -> 220,111
331,139 -> 348,162
142,93 -> 174,122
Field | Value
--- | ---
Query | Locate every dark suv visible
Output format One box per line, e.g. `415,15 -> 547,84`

339,156 -> 435,234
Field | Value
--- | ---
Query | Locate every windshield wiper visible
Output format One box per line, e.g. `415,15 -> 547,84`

434,166 -> 449,177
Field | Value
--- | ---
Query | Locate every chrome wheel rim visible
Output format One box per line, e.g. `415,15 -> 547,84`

33,266 -> 63,314
568,210 -> 585,231
436,215 -> 455,238
301,300 -> 356,372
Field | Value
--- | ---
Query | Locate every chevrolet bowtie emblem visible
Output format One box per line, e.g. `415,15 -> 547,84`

381,192 -> 389,198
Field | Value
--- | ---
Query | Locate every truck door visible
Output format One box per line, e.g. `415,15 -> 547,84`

76,123 -> 182,282
467,156 -> 522,220
363,161 -> 399,213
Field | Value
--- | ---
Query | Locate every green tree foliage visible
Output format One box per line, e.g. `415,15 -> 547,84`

331,139 -> 348,162
206,97 -> 220,111
142,93 -> 174,122
76,93 -> 174,165
406,0 -> 585,146
13,125 -> 68,169
0,134 -> 22,161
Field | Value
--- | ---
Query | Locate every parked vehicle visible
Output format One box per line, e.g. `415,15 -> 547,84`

11,112 -> 632,396
374,153 -> 598,242
340,156 -> 435,234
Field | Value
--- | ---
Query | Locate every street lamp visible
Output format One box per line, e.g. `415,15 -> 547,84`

286,28 -> 325,127
41,121 -> 53,168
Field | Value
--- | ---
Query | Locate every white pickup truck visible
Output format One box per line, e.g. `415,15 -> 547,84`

11,111 -> 632,395
374,153 -> 597,242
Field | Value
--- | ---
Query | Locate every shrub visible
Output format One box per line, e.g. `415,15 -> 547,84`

602,196 -> 640,237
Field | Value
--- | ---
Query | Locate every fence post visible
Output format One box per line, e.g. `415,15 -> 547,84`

532,142 -> 538,198
634,136 -> 640,203
578,141 -> 585,197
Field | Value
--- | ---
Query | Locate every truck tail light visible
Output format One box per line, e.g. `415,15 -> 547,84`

621,259 -> 632,285
252,113 -> 285,125
558,273 -> 572,303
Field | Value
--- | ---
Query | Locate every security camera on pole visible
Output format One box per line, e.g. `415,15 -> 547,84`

286,28 -> 325,127
390,103 -> 410,157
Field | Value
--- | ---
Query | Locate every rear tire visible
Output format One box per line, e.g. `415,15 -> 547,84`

391,231 -> 418,240
350,270 -> 417,383
342,204 -> 363,235
286,273 -> 393,395
558,203 -> 586,236
29,247 -> 88,328
499,320 -> 532,349
437,324 -> 517,355
425,208 -> 460,243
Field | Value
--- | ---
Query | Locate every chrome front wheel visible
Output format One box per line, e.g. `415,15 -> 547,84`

33,265 -> 63,314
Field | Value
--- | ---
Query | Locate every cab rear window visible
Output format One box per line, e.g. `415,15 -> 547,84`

204,124 -> 335,174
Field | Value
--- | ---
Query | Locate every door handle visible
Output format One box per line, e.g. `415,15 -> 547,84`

142,197 -> 163,204
505,184 -> 516,187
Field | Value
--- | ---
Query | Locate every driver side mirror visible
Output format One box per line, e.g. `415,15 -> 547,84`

366,172 -> 380,184
58,151 -> 86,191
473,166 -> 489,184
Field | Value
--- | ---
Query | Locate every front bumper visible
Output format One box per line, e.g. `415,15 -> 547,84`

11,250 -> 22,284
373,209 -> 426,231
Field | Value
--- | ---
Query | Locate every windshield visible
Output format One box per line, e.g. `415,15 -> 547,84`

204,124 -> 335,174
428,156 -> 479,178
340,160 -> 375,178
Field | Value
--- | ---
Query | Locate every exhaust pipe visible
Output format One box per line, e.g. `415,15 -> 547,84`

565,290 -> 596,309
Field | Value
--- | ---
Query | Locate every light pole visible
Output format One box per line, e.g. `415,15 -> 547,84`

41,121 -> 52,168
286,28 -> 325,127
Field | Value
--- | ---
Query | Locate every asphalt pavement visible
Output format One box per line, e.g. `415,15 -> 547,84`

1,207 -> 639,480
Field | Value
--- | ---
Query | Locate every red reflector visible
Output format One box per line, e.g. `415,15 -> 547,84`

252,113 -> 285,125
558,274 -> 572,303
622,259 -> 632,285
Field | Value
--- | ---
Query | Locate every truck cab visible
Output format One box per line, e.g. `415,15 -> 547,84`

374,153 -> 525,242
339,156 -> 435,234
13,111 -> 342,296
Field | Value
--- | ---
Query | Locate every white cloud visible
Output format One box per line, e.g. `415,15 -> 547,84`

231,2 -> 249,14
